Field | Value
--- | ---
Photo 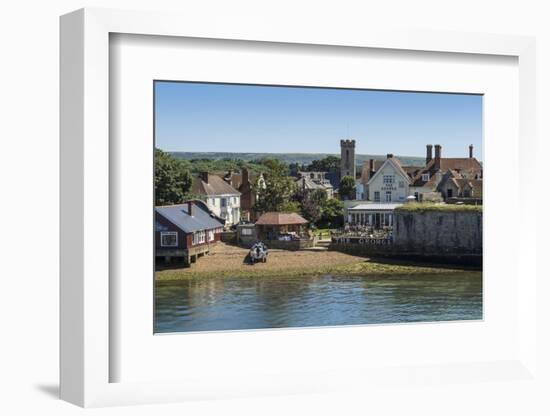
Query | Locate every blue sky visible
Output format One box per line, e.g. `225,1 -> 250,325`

155,81 -> 483,160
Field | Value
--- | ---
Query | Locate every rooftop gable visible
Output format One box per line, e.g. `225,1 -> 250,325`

192,174 -> 241,196
367,157 -> 411,186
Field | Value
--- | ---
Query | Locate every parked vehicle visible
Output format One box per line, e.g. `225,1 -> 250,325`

249,242 -> 268,264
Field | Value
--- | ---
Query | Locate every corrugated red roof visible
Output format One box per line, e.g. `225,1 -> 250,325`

255,212 -> 309,226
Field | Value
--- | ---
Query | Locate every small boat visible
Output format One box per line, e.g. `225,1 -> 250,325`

249,242 -> 268,264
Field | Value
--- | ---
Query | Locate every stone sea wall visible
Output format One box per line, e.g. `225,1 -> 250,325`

330,210 -> 482,266
393,210 -> 482,256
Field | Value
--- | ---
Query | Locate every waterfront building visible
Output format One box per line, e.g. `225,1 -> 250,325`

363,154 -> 412,203
255,212 -> 314,249
356,143 -> 482,203
192,172 -> 241,226
345,202 -> 403,228
155,200 -> 224,265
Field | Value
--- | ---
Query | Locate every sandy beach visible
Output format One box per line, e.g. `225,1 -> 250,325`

155,242 -> 467,280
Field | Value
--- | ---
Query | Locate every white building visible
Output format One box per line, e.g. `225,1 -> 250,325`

347,202 -> 403,228
364,154 -> 412,203
191,172 -> 241,227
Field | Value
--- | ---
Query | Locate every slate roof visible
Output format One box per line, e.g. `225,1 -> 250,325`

192,174 -> 241,196
295,176 -> 333,191
256,212 -> 309,226
156,201 -> 224,233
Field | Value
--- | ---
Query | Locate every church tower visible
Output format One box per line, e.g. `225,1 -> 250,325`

340,139 -> 356,179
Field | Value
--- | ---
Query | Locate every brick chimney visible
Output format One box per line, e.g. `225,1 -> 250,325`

434,144 -> 442,170
369,159 -> 375,178
187,201 -> 194,216
469,144 -> 473,159
426,144 -> 433,164
387,153 -> 393,159
242,168 -> 249,185
199,172 -> 209,183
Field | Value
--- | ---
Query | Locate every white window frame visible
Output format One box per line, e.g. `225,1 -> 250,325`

383,175 -> 394,184
374,191 -> 380,202
159,231 -> 178,247
193,230 -> 206,245
422,173 -> 430,181
385,191 -> 392,202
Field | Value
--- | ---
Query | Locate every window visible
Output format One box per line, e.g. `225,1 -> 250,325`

383,175 -> 394,185
221,198 -> 227,207
422,173 -> 430,182
160,231 -> 178,247
464,189 -> 471,197
374,191 -> 380,202
398,181 -> 405,188
208,230 -> 215,241
192,230 -> 206,245
447,189 -> 453,198
385,191 -> 392,202
241,228 -> 253,236
414,192 -> 419,201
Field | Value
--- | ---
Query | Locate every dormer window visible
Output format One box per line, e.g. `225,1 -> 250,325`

422,173 -> 430,182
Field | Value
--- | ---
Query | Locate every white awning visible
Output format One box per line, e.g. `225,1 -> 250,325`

349,203 -> 403,211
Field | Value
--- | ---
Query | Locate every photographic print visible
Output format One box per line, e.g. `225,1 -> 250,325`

154,81 -> 483,333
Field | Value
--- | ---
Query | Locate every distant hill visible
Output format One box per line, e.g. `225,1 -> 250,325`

169,152 -> 426,168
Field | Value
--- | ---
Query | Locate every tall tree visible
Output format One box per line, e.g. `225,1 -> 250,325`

300,188 -> 328,224
339,175 -> 356,200
307,155 -> 340,172
254,159 -> 297,213
155,148 -> 193,205
319,198 -> 344,228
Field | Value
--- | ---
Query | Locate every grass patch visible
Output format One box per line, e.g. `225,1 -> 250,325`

155,259 -> 467,281
395,203 -> 482,213
312,228 -> 332,238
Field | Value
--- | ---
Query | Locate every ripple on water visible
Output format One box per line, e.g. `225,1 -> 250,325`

154,272 -> 482,333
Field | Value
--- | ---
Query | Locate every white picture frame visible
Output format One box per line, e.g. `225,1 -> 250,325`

60,8 -> 538,407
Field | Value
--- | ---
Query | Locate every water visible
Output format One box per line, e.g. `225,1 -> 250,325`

154,272 -> 482,333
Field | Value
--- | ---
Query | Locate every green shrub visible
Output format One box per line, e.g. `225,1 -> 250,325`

395,203 -> 482,213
